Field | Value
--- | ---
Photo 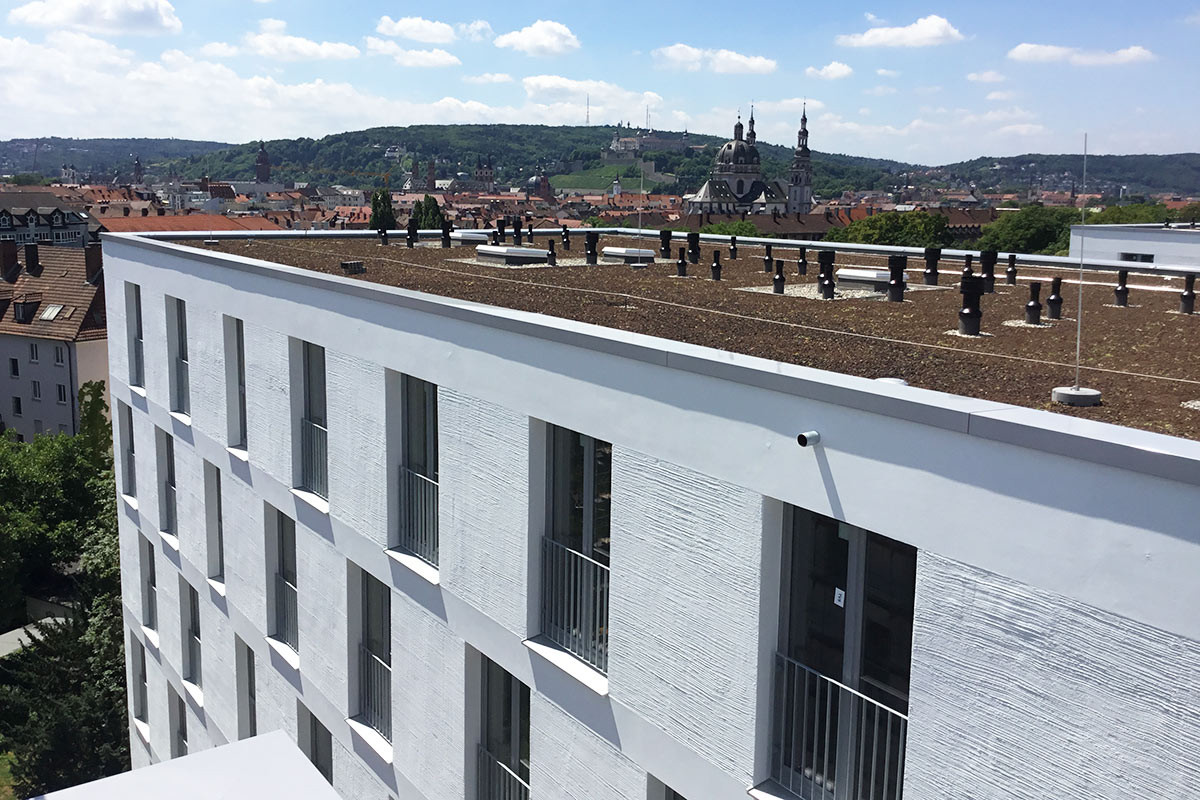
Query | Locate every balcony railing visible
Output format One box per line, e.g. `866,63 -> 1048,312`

131,337 -> 145,387
477,745 -> 530,800
398,468 -> 439,566
358,644 -> 391,740
275,574 -> 299,651
300,417 -> 328,499
123,449 -> 137,497
771,653 -> 908,800
186,633 -> 202,687
540,537 -> 610,673
173,357 -> 190,414
162,483 -> 177,534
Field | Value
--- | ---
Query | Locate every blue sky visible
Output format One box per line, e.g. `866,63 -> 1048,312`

0,0 -> 1194,164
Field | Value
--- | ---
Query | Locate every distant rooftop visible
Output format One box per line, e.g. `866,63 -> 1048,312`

164,231 -> 1200,441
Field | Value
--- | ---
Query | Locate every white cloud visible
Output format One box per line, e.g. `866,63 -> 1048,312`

876,68 -> 899,77
963,106 -> 1036,125
864,85 -> 897,96
1188,11 -> 1200,24
836,15 -> 963,47
7,0 -> 181,35
986,90 -> 1016,101
651,43 -> 775,74
1007,42 -> 1154,66
914,85 -> 942,95
998,123 -> 1048,136
375,15 -> 456,44
463,72 -> 512,84
494,20 -> 579,56
244,19 -> 359,60
200,41 -> 239,58
364,37 -> 459,67
864,12 -> 886,25
456,20 -> 494,41
967,70 -> 1005,83
521,74 -> 660,113
806,61 -> 853,80
754,97 -> 825,114
859,107 -> 871,115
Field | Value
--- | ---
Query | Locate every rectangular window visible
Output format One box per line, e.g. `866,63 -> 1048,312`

169,298 -> 190,415
236,637 -> 257,739
141,537 -> 157,630
28,342 -> 38,363
33,419 -> 42,435
183,582 -> 202,687
306,710 -> 333,784
159,431 -> 177,535
225,317 -> 248,449
170,686 -> 187,757
204,462 -> 224,581
56,383 -> 68,404
274,511 -> 299,652
541,425 -> 612,672
11,396 -> 21,417
398,375 -> 439,565
132,639 -> 149,723
357,571 -> 391,740
1119,252 -> 1154,263
126,283 -> 144,387
298,341 -> 327,498
9,358 -> 17,378
31,380 -> 40,401
477,655 -> 530,798
770,508 -> 916,800
53,345 -> 64,366
120,402 -> 136,497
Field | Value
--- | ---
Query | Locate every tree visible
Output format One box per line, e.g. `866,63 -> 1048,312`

822,211 -> 954,248
412,195 -> 446,230
368,188 -> 397,232
700,220 -> 760,237
975,205 -> 1078,255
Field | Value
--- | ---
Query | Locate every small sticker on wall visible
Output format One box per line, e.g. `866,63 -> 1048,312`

834,588 -> 845,608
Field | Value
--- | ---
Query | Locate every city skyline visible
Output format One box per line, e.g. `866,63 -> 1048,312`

0,1 -> 1192,164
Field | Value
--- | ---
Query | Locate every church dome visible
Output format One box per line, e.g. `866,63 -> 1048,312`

717,138 -> 760,166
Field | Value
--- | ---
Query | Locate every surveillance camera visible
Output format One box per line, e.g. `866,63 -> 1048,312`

796,431 -> 821,447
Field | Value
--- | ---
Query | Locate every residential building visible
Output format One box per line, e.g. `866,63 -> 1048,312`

106,229 -> 1200,800
0,205 -> 89,247
1070,222 -> 1200,266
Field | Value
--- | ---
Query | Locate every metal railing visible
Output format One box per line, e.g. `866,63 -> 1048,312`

275,574 -> 299,651
358,644 -> 391,740
131,337 -> 145,386
398,468 -> 439,565
300,417 -> 328,499
477,745 -> 530,800
540,537 -> 610,673
162,484 -> 177,534
187,633 -> 202,687
771,653 -> 908,800
123,449 -> 137,497
173,356 -> 189,414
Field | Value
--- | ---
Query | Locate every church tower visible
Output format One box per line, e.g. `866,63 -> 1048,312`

786,105 -> 813,215
133,155 -> 144,185
255,141 -> 271,183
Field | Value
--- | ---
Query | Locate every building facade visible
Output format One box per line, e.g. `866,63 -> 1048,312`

687,112 -> 813,217
1070,222 -> 1200,266
105,232 -> 1200,800
0,205 -> 89,247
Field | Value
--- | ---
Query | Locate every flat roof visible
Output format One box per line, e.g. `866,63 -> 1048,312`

162,232 -> 1200,441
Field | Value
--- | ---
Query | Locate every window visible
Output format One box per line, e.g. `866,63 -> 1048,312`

302,707 -> 333,784
770,508 -> 916,800
1119,252 -> 1154,263
298,341 -> 327,498
183,582 -> 202,688
132,639 -> 149,723
204,462 -> 225,580
477,655 -> 530,798
170,686 -> 187,757
398,375 -> 439,564
8,358 -> 17,378
141,537 -> 158,630
273,511 -> 299,652
56,383 -> 68,404
158,430 -> 177,535
357,571 -> 391,740
169,298 -> 189,415
225,317 -> 248,449
39,304 -> 63,321
541,425 -> 612,672
11,396 -> 21,417
120,403 -> 136,497
53,345 -> 64,366
236,637 -> 257,739
31,380 -> 40,401
33,419 -> 42,434
126,283 -> 144,387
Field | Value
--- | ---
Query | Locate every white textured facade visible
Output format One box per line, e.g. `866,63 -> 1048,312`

105,232 -> 1200,800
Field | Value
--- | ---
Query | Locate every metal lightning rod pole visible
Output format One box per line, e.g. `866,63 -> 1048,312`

1074,133 -> 1087,390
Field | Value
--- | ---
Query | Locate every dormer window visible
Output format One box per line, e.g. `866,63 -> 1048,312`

27,212 -> 37,226
52,213 -> 62,226
0,214 -> 8,228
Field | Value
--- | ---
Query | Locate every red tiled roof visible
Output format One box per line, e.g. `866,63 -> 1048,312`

98,214 -> 282,232
0,245 -> 105,342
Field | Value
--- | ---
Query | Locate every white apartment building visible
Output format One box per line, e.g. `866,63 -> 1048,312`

104,231 -> 1200,800
1070,222 -> 1200,267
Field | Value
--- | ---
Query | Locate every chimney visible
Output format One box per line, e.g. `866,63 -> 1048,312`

141,207 -> 149,216
84,243 -> 103,284
157,207 -> 165,216
23,244 -> 38,275
123,206 -> 130,216
0,241 -> 17,278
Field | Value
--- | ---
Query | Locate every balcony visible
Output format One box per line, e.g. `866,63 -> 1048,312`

540,537 -> 610,674
275,574 -> 299,651
358,643 -> 391,741
398,467 -> 439,566
477,745 -> 530,800
770,653 -> 908,800
173,356 -> 190,414
300,417 -> 328,499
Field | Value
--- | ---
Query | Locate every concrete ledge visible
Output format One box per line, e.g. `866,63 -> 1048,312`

524,635 -> 609,696
601,247 -> 655,264
836,267 -> 889,291
450,230 -> 489,243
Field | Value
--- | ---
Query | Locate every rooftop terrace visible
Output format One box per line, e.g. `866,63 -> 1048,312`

171,231 -> 1200,441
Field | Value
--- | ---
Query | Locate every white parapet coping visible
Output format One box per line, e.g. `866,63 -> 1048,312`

603,247 -> 656,259
836,268 -> 890,283
450,231 -> 489,242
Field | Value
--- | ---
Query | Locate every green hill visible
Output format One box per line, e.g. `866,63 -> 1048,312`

0,137 -> 230,180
